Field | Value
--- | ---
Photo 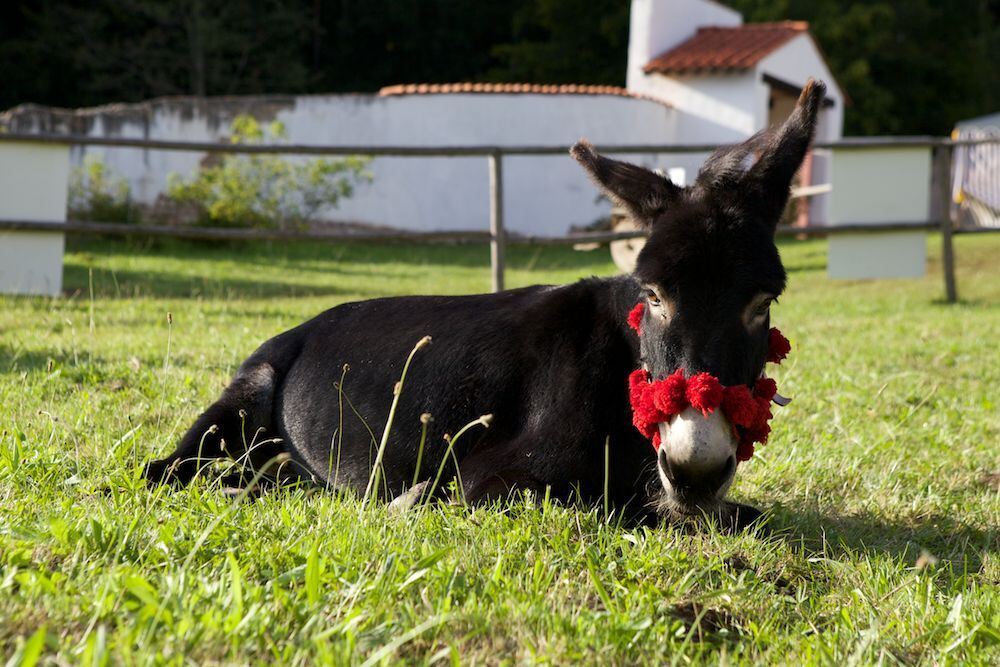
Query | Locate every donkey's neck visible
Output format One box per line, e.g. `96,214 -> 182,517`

603,273 -> 646,329
567,273 -> 645,353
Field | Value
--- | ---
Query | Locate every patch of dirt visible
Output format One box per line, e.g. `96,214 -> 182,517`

723,555 -> 751,571
724,555 -> 795,595
671,601 -> 740,641
0,608 -> 51,647
978,471 -> 1000,491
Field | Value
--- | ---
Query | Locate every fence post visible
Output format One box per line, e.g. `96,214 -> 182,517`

937,144 -> 958,303
489,151 -> 505,292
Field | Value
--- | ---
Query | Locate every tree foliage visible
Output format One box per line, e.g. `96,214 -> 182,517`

0,1 -> 311,106
486,0 -> 630,85
1,0 -> 996,135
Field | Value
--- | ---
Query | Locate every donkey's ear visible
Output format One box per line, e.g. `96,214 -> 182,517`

746,78 -> 827,228
571,139 -> 683,224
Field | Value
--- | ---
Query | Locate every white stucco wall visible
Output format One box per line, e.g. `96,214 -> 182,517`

10,93 -> 715,237
626,0 -> 741,91
287,94 -> 681,235
638,71 -> 760,137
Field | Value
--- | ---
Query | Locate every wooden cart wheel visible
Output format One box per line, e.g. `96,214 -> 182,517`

609,213 -> 645,274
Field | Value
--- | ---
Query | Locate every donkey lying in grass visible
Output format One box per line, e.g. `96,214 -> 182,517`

146,79 -> 827,528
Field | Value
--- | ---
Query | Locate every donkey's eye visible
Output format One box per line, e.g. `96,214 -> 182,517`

743,294 -> 775,328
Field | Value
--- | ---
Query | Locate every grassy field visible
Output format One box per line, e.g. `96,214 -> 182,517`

1,233 -> 997,665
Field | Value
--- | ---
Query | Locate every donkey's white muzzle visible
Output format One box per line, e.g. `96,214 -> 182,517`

657,406 -> 737,503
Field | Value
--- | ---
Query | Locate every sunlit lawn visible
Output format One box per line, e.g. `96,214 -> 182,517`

1,233 -> 997,664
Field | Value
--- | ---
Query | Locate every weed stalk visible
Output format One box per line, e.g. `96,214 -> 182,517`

360,335 -> 432,511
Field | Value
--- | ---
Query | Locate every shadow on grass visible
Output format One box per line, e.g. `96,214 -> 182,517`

0,344 -> 65,374
928,297 -> 1000,309
63,264 -> 355,300
765,503 -> 995,573
62,237 -> 615,300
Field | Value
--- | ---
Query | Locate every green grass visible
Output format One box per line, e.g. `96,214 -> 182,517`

1,234 -> 998,665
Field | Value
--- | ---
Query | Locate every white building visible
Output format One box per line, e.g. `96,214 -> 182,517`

0,0 -> 844,236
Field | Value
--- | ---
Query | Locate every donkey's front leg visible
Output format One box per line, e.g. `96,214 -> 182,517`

719,501 -> 766,533
387,441 -> 546,514
387,465 -> 545,513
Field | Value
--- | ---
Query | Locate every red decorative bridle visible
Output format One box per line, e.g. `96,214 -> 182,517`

626,302 -> 791,462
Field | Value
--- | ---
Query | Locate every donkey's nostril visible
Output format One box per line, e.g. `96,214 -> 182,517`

660,453 -> 735,497
658,448 -> 681,487
712,455 -> 736,490
657,446 -> 684,486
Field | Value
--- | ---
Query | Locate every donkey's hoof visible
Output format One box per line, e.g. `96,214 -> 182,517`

142,459 -> 172,485
724,502 -> 767,534
142,458 -> 191,487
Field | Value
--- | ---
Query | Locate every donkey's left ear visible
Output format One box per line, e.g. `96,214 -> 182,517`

571,139 -> 683,225
747,78 -> 827,228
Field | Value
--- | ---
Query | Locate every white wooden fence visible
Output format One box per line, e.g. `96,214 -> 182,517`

1,133 -> 997,301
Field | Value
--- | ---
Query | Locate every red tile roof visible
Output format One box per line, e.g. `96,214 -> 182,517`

378,82 -> 671,107
644,22 -> 809,74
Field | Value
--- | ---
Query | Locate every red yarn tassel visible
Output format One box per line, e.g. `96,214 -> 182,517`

627,302 -> 645,334
686,373 -> 724,416
767,328 -> 791,363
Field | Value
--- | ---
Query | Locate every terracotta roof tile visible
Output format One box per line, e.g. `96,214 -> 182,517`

644,21 -> 809,74
378,82 -> 671,107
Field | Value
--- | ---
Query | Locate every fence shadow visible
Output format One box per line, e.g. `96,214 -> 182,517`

63,264 -> 355,300
61,237 -> 616,300
0,344 -> 66,374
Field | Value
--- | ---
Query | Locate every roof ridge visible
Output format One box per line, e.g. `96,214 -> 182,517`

698,20 -> 808,32
377,82 -> 673,108
379,82 -> 631,93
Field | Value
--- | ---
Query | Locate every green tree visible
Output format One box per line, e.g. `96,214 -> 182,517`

303,0 -> 527,91
0,0 -> 311,107
486,0 -> 630,85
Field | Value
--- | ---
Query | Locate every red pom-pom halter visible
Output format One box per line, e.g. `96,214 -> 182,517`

629,369 -> 775,461
754,377 -> 777,402
767,328 -> 791,364
652,369 -> 687,416
627,302 -> 645,334
628,369 -> 659,439
626,302 -> 791,462
686,373 -> 724,416
721,385 -> 756,428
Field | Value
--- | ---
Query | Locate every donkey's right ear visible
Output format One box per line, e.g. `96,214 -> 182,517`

744,78 -> 826,228
571,139 -> 683,224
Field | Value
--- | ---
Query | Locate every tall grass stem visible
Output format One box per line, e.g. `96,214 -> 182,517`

360,335 -> 431,511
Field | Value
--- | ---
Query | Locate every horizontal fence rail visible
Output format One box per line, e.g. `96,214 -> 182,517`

2,132 -> 1000,156
0,218 -> 953,243
2,132 -> 999,300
